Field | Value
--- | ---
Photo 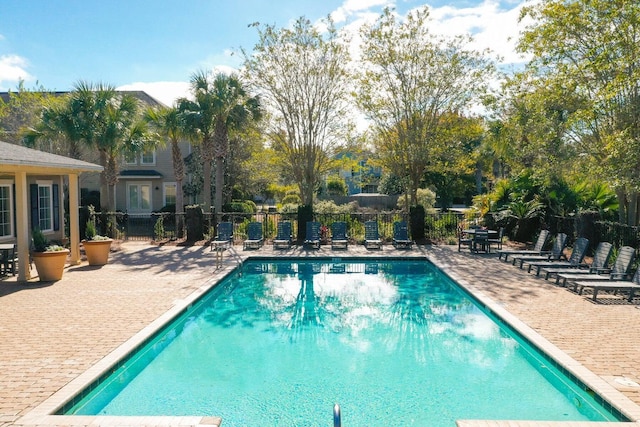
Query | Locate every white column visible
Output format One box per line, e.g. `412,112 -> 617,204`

14,171 -> 31,281
68,173 -> 81,264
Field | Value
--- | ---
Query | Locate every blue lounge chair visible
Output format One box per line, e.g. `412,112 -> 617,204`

273,221 -> 293,249
304,221 -> 321,249
392,221 -> 412,249
243,222 -> 264,250
331,221 -> 348,249
364,220 -> 382,249
525,237 -> 588,276
210,221 -> 233,251
573,267 -> 640,302
543,241 -> 613,281
556,245 -> 635,287
512,233 -> 567,268
497,230 -> 549,261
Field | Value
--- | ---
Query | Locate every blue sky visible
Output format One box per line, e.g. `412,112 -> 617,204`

0,0 -> 529,106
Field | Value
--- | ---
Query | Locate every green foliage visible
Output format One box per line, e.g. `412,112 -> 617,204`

314,200 -> 359,214
326,176 -> 348,196
378,173 -> 405,195
31,229 -> 49,252
154,216 -> 166,240
397,188 -> 436,211
281,193 -> 302,205
85,220 -> 97,240
223,200 -> 257,213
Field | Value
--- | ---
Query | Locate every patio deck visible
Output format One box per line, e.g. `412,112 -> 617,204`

0,241 -> 639,427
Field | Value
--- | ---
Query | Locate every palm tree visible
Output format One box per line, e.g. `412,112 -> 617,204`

69,81 -> 148,211
145,106 -> 186,237
178,70 -> 261,213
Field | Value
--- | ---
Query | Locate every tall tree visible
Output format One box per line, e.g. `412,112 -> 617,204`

145,106 -> 186,237
242,16 -> 352,208
356,7 -> 494,207
519,0 -> 640,224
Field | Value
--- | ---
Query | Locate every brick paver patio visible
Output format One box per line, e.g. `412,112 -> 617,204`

1,241 -> 639,426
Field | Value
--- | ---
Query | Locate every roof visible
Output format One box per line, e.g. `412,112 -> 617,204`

0,90 -> 166,108
0,140 -> 103,173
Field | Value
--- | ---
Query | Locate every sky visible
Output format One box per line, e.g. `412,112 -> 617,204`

0,0 -> 531,107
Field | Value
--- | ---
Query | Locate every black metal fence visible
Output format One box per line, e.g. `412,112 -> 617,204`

86,210 -> 470,243
86,209 -> 640,250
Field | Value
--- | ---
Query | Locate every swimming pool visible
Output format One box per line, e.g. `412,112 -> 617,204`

62,259 -> 623,425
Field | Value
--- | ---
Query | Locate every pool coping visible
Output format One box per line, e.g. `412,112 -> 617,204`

15,253 -> 640,427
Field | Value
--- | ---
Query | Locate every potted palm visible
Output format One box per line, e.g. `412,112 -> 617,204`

82,220 -> 113,266
31,228 -> 69,281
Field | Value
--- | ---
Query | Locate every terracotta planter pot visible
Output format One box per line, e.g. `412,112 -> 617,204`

32,250 -> 69,281
83,239 -> 113,266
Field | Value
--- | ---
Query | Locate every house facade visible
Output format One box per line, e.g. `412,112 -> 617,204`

1,90 -> 194,214
0,140 -> 103,281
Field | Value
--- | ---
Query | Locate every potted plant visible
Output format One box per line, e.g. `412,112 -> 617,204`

82,220 -> 113,266
31,228 -> 69,281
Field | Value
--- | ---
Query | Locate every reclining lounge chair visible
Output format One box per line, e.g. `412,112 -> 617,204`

497,230 -> 549,262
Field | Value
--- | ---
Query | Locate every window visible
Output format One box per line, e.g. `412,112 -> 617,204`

0,182 -> 13,238
38,184 -> 52,231
127,183 -> 151,212
140,150 -> 156,165
164,183 -> 177,207
30,181 -> 59,232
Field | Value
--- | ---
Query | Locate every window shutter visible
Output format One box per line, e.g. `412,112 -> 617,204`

30,184 -> 39,230
52,183 -> 60,231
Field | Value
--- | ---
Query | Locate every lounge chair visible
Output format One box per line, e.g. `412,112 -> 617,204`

364,220 -> 382,249
543,241 -> 613,281
304,221 -> 321,249
572,267 -> 640,302
273,221 -> 293,249
330,221 -> 348,249
511,233 -> 567,269
243,222 -> 264,250
556,245 -> 635,287
392,221 -> 413,249
210,221 -> 233,251
525,237 -> 589,276
497,229 -> 549,262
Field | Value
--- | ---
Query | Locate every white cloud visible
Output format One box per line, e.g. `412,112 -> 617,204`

116,81 -> 190,107
331,0 -> 393,23
0,54 -> 33,90
426,0 -> 530,65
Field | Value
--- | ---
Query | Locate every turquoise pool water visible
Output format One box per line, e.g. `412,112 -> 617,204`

65,259 -> 620,426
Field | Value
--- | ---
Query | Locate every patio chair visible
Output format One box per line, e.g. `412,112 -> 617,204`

331,221 -> 348,249
572,267 -> 640,302
364,220 -> 382,249
497,229 -> 549,262
511,233 -> 567,269
304,221 -> 321,249
543,241 -> 613,281
472,229 -> 490,253
392,221 -> 413,249
0,244 -> 17,276
210,221 -> 233,251
273,221 -> 293,249
457,226 -> 472,252
487,227 -> 505,250
556,245 -> 635,288
243,222 -> 264,250
525,237 -> 589,276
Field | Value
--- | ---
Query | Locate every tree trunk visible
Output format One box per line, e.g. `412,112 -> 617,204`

629,191 -> 639,226
99,150 -> 109,210
616,187 -> 627,224
214,157 -> 224,214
